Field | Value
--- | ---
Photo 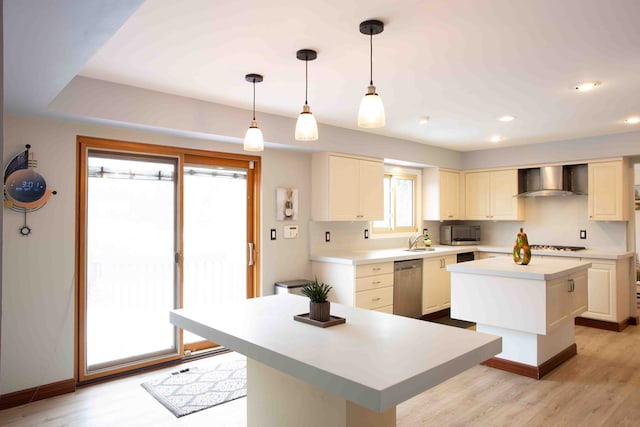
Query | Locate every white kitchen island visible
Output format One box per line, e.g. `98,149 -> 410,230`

448,257 -> 591,379
170,293 -> 501,427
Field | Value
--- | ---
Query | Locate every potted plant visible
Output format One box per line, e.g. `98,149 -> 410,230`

302,277 -> 333,322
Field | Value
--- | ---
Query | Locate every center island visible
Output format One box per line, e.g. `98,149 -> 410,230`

447,256 -> 591,379
170,293 -> 501,427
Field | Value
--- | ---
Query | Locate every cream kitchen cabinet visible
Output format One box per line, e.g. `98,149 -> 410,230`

578,258 -> 631,327
465,169 -> 523,220
311,153 -> 384,221
422,255 -> 457,315
423,168 -> 462,220
546,269 -> 588,330
588,160 -> 628,221
311,261 -> 394,313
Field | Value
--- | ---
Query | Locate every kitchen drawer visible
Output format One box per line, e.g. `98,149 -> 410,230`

355,287 -> 394,310
373,305 -> 393,314
355,273 -> 394,292
356,262 -> 393,278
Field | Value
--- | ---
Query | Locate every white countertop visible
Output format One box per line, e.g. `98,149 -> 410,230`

447,256 -> 592,280
170,294 -> 501,413
310,246 -> 478,265
477,245 -> 634,260
310,245 -> 633,265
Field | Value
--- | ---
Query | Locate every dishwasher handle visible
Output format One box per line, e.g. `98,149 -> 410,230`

395,264 -> 420,271
394,260 -> 423,272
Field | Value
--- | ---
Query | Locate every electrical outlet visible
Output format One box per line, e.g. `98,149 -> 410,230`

580,229 -> 587,239
364,229 -> 369,239
325,231 -> 331,242
270,229 -> 276,240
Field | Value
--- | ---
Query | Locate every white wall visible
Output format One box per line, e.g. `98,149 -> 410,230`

1,0 -> 4,372
461,131 -> 640,170
51,77 -> 463,170
635,164 -> 640,264
0,114 -> 312,394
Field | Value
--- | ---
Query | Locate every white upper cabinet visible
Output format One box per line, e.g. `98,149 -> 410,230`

588,160 -> 628,221
465,169 -> 523,220
312,153 -> 384,221
423,168 -> 462,221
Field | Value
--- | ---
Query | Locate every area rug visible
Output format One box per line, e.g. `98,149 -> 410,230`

141,358 -> 247,417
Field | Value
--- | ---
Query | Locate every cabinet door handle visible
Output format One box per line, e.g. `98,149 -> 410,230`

568,278 -> 575,292
372,281 -> 381,285
372,267 -> 381,271
372,297 -> 381,301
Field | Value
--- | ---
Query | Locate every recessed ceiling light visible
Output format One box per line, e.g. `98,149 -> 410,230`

625,117 -> 640,124
498,115 -> 516,122
575,81 -> 600,91
490,135 -> 501,143
419,116 -> 430,125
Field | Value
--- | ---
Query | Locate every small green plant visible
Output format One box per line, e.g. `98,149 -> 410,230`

302,277 -> 333,303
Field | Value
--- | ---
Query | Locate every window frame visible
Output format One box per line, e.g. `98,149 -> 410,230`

372,167 -> 420,235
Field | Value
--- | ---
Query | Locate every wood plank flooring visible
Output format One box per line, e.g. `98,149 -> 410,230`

1,325 -> 639,426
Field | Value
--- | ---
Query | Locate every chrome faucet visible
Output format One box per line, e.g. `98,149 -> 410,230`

408,234 -> 426,250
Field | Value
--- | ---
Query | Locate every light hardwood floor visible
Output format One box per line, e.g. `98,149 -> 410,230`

1,325 -> 639,426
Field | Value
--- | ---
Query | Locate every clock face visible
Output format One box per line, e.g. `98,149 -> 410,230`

5,169 -> 47,204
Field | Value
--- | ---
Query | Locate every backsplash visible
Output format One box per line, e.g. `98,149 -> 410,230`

309,196 -> 628,253
471,197 -> 627,251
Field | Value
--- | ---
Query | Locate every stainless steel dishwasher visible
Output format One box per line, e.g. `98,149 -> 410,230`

393,259 -> 423,318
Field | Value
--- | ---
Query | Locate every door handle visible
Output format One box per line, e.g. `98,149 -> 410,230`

568,278 -> 575,292
248,242 -> 254,266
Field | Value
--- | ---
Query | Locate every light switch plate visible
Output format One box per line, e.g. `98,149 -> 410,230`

283,225 -> 298,239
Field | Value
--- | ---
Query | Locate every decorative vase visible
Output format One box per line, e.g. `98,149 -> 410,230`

309,301 -> 331,322
512,227 -> 532,265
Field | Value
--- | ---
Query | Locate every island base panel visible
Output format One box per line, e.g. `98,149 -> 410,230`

476,322 -> 573,366
247,359 -> 396,427
477,322 -> 577,379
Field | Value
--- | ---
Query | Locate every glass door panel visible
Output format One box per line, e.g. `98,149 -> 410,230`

183,164 -> 248,347
85,152 -> 178,371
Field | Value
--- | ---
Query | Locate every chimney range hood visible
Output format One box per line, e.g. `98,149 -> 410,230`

516,164 -> 587,197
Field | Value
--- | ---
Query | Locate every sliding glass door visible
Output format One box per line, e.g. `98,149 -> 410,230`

182,158 -> 251,351
77,137 -> 260,382
82,152 -> 179,375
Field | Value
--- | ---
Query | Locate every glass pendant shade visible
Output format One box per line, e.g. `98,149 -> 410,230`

243,73 -> 264,152
244,120 -> 264,151
295,104 -> 318,141
358,85 -> 385,128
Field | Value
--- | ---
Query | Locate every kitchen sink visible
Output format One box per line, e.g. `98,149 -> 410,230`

404,247 -> 435,252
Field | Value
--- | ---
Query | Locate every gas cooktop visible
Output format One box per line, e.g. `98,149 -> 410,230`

529,245 -> 586,252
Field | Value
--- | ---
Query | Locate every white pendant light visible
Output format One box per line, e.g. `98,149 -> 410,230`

358,19 -> 385,128
244,73 -> 264,152
295,49 -> 319,141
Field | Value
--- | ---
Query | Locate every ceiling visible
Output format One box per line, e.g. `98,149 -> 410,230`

5,0 -> 640,152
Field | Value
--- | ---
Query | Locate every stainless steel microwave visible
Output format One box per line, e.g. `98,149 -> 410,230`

440,225 -> 480,245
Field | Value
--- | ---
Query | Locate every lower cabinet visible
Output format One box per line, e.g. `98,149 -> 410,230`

546,270 -> 588,330
579,259 -> 630,325
311,261 -> 394,313
422,255 -> 457,315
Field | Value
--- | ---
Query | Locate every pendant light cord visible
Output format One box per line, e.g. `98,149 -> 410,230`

369,31 -> 374,86
305,58 -> 309,106
252,78 -> 256,121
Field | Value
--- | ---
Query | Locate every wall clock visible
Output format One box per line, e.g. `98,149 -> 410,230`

3,144 -> 57,235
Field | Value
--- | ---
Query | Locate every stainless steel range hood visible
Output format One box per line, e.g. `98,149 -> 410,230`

517,164 -> 587,197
